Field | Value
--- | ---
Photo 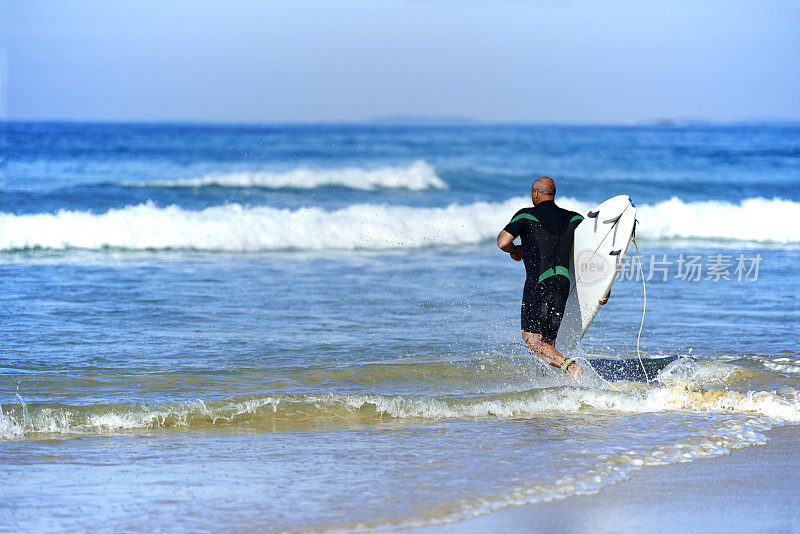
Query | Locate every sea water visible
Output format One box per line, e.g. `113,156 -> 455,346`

1,122 -> 799,531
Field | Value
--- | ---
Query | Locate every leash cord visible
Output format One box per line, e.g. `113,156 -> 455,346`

570,356 -> 620,390
633,237 -> 649,383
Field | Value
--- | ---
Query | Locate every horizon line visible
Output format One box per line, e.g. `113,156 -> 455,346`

4,117 -> 800,127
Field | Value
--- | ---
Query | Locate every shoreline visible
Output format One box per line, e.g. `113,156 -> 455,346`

415,425 -> 800,534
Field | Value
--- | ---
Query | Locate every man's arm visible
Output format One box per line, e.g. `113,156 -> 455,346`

498,230 -> 522,261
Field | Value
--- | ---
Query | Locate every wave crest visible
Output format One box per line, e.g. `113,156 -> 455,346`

637,197 -> 800,243
0,197 -> 531,251
1,197 -> 798,252
130,160 -> 448,191
2,384 -> 798,439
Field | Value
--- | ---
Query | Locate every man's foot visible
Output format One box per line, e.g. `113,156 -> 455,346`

567,362 -> 583,380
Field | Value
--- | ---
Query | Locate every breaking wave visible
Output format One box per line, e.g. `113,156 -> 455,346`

636,196 -> 799,243
0,197 -> 798,252
127,160 -> 448,191
2,383 -> 798,440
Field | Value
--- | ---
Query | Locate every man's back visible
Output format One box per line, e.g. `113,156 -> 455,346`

503,200 -> 584,283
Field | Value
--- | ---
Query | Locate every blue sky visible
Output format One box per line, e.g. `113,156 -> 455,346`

5,0 -> 800,122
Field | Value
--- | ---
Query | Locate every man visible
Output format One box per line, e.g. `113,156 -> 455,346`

497,176 -> 608,380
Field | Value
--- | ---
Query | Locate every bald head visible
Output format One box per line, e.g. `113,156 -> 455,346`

531,176 -> 556,204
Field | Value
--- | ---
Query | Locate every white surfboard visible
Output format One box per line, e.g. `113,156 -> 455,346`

556,195 -> 637,349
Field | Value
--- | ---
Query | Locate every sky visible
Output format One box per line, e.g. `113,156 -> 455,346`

3,0 -> 800,123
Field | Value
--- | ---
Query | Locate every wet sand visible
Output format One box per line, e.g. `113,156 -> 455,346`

421,425 -> 800,534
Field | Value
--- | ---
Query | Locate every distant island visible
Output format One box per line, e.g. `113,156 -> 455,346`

367,115 -> 481,125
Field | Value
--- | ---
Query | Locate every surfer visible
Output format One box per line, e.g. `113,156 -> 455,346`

497,177 -> 608,380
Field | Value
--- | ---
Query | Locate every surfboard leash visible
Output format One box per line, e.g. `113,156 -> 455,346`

570,356 -> 621,390
632,236 -> 649,383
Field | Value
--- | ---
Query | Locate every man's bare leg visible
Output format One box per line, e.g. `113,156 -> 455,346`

522,331 -> 583,380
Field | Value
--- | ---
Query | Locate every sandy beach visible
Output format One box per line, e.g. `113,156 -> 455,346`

424,425 -> 800,534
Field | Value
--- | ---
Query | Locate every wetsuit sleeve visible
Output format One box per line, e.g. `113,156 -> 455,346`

503,211 -> 526,237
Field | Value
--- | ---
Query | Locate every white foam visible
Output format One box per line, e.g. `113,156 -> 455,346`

757,356 -> 800,376
656,357 -> 740,386
342,386 -> 800,422
636,196 -> 800,244
3,383 -> 798,440
0,196 -> 798,252
0,197 -> 531,251
133,160 -> 448,191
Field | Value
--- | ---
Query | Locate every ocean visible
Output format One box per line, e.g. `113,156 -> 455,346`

1,122 -> 799,532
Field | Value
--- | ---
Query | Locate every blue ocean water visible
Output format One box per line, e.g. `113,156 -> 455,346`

2,122 -> 799,531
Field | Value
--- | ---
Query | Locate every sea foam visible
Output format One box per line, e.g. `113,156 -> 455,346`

636,196 -> 799,243
2,383 -> 798,440
130,160 -> 447,191
1,197 -> 798,252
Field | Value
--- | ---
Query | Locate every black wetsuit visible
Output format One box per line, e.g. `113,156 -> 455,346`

503,200 -> 584,338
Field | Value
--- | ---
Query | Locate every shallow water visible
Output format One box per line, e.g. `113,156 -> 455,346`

2,122 -> 799,531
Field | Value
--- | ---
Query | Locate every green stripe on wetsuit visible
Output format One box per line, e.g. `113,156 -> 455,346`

509,213 -> 539,224
538,265 -> 570,283
512,213 -> 582,225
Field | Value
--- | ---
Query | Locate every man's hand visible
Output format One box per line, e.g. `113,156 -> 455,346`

497,230 -> 522,261
598,296 -> 608,305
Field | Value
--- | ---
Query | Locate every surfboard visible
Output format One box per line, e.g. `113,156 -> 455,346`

585,355 -> 681,382
556,195 -> 637,349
